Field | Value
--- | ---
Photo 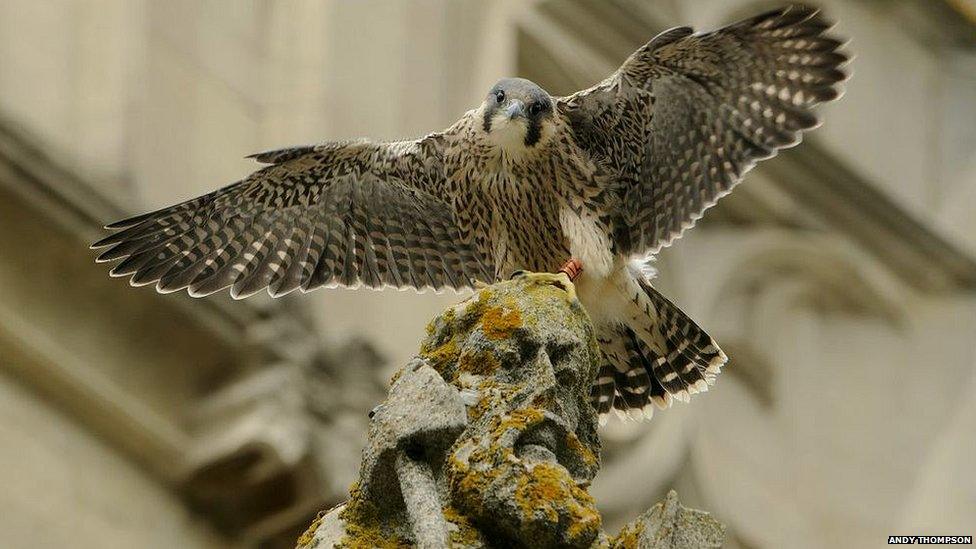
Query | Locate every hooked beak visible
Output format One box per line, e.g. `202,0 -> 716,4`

504,100 -> 526,120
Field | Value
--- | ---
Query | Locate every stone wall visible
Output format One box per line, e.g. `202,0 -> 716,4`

0,373 -> 222,549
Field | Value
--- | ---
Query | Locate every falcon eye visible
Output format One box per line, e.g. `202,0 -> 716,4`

528,102 -> 546,115
495,90 -> 505,103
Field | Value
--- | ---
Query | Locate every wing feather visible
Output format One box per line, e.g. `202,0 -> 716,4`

92,136 -> 492,297
561,4 -> 848,257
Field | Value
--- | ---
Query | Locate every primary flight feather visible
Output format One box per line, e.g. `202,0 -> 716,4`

92,5 -> 848,418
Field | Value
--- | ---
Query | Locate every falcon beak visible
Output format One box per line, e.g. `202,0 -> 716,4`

505,100 -> 526,120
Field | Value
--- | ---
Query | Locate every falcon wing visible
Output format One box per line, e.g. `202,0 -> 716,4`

560,4 -> 848,257
91,135 -> 494,298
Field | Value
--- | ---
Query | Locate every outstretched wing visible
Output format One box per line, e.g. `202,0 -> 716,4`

91,136 -> 494,298
560,4 -> 848,257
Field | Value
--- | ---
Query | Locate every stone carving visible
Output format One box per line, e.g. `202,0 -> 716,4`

296,275 -> 724,548
183,301 -> 390,537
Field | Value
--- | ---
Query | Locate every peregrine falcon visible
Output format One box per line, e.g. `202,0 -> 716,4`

92,5 -> 847,418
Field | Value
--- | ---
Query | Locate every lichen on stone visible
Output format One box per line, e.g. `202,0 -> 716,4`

295,512 -> 324,549
609,517 -> 645,549
335,483 -> 410,549
419,336 -> 460,375
443,504 -> 485,547
514,461 -> 601,541
457,348 -> 501,378
301,276 -> 724,548
480,301 -> 523,340
565,431 -> 598,469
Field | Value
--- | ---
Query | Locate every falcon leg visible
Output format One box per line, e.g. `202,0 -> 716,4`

508,258 -> 584,302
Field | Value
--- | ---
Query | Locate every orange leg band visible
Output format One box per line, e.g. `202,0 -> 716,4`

558,258 -> 583,281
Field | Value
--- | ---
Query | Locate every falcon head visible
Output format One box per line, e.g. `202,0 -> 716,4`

482,78 -> 555,151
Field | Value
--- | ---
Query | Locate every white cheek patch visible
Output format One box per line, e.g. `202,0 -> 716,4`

536,119 -> 556,146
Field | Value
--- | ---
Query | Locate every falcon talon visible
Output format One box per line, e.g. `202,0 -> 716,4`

515,271 -> 577,302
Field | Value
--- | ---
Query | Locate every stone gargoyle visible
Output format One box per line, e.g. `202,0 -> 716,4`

296,274 -> 725,548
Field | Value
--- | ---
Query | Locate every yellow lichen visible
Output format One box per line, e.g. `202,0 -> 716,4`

480,304 -> 522,340
417,288 -> 509,382
463,289 -> 493,320
566,504 -> 602,542
610,518 -> 645,549
518,282 -> 574,328
443,505 -> 484,546
515,463 -> 564,522
296,512 -> 323,548
419,338 -> 459,374
495,407 -> 544,435
448,407 -> 549,518
514,462 -> 601,542
457,349 -> 501,377
565,431 -> 598,468
336,483 -> 410,549
531,393 -> 555,410
467,379 -> 503,422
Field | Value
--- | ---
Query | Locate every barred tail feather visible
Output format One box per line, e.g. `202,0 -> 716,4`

635,276 -> 727,387
590,271 -> 727,418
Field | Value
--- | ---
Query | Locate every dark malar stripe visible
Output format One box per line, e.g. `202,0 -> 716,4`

524,118 -> 542,147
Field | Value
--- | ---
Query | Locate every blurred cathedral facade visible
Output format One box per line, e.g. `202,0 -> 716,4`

1,1 -> 975,548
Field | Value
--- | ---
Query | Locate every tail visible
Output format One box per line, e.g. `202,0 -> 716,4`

590,269 -> 727,419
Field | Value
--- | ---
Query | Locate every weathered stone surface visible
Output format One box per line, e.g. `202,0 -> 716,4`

297,274 -> 724,548
610,491 -> 724,549
360,359 -> 467,510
